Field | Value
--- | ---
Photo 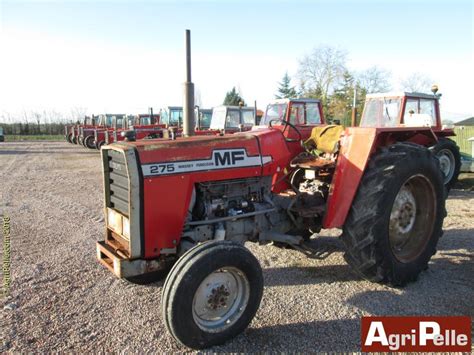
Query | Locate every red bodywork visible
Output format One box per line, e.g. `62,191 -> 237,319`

128,124 -> 437,258
324,126 -> 438,228
131,130 -> 293,258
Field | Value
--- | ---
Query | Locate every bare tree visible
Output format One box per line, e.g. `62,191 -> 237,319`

70,106 -> 88,123
400,72 -> 433,92
297,45 -> 348,103
357,66 -> 392,94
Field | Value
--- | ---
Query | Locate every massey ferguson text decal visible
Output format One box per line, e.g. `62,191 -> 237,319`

142,148 -> 272,177
361,316 -> 471,352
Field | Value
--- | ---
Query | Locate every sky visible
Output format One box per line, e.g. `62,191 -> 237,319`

0,0 -> 473,121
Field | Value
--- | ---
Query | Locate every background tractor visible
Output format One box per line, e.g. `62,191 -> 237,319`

68,115 -> 97,144
207,105 -> 256,133
195,107 -> 212,130
100,114 -> 162,148
79,114 -> 123,149
359,88 -> 461,190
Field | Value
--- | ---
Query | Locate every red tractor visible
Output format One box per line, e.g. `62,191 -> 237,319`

95,94 -> 450,349
68,115 -> 97,144
80,114 -> 124,149
93,115 -> 135,149
359,87 -> 461,190
100,114 -> 162,148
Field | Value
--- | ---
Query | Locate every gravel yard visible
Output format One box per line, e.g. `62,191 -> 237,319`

1,141 -> 473,352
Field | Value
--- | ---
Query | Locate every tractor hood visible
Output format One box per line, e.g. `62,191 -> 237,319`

111,129 -> 292,179
102,129 -> 293,259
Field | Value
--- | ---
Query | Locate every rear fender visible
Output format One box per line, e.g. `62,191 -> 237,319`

323,127 -> 437,229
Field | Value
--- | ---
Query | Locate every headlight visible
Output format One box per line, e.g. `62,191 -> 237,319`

122,217 -> 130,240
107,208 -> 123,235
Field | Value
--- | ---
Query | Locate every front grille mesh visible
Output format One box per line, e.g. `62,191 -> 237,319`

107,150 -> 129,216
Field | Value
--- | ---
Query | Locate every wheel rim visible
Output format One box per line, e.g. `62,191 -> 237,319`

192,266 -> 250,333
437,148 -> 455,184
389,174 -> 436,263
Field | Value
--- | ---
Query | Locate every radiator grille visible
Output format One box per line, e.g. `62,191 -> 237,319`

107,150 -> 129,216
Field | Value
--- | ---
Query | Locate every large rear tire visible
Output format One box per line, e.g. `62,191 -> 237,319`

341,143 -> 446,286
430,138 -> 461,192
162,241 -> 263,349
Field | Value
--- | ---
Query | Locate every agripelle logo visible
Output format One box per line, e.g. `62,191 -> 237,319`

361,316 -> 471,352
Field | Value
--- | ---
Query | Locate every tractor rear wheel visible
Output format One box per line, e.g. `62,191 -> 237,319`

84,135 -> 96,149
162,241 -> 263,349
341,143 -> 446,286
430,138 -> 461,192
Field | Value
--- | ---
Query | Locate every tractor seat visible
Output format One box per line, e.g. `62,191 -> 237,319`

290,125 -> 344,170
304,125 -> 344,154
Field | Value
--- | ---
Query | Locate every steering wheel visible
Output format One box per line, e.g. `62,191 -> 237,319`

268,119 -> 302,142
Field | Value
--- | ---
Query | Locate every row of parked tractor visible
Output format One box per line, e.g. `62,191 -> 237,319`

64,105 -> 261,150
65,93 -> 461,191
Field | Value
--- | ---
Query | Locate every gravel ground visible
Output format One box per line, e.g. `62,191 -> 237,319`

1,141 -> 473,352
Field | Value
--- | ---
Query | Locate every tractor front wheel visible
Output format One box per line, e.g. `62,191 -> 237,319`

72,136 -> 77,144
66,133 -> 73,143
84,135 -> 96,149
162,241 -> 263,349
341,143 -> 446,286
430,138 -> 461,192
95,140 -> 105,150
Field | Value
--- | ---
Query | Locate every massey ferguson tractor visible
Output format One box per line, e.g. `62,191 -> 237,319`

80,114 -> 124,148
95,31 -> 447,349
99,114 -> 162,148
68,115 -> 97,144
97,102 -> 446,348
359,87 -> 461,190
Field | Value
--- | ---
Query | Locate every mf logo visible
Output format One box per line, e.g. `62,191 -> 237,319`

214,149 -> 245,166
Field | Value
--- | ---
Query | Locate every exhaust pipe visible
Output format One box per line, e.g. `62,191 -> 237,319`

183,29 -> 195,137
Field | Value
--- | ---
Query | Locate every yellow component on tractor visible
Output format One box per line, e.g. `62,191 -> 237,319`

304,125 -> 345,154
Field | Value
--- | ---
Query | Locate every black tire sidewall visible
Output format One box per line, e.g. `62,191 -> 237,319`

431,138 -> 461,190
85,135 -> 95,149
164,242 -> 263,349
372,148 -> 444,282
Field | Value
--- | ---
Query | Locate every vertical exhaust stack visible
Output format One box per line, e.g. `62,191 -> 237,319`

183,29 -> 195,137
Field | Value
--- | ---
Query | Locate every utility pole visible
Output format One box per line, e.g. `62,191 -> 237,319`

351,85 -> 357,127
